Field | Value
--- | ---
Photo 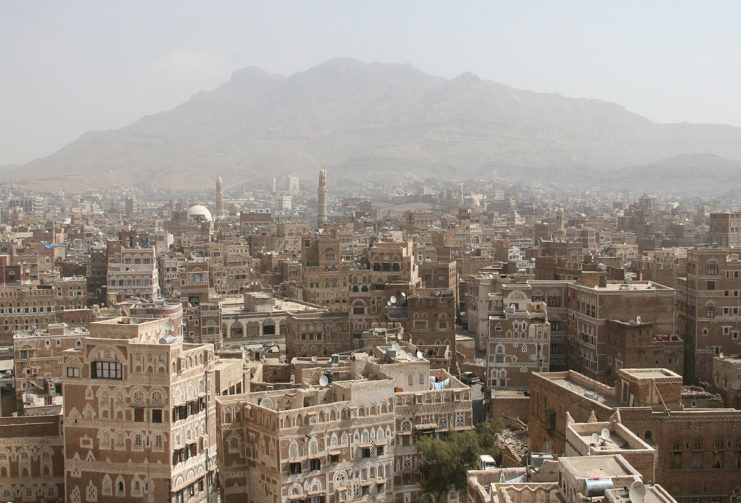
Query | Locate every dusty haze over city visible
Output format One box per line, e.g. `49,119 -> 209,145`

3,1 -> 741,193
2,4 -> 741,503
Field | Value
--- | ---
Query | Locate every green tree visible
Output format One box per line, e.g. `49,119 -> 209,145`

417,418 -> 503,501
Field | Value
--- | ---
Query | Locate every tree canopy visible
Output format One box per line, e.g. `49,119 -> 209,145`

417,418 -> 504,500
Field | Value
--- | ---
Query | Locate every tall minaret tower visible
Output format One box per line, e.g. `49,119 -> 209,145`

458,183 -> 465,206
215,176 -> 225,219
554,207 -> 565,242
317,169 -> 328,228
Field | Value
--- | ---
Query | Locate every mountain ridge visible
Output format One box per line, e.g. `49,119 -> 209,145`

7,58 -> 741,190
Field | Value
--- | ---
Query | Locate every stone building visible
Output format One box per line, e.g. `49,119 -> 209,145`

302,233 -> 351,311
676,248 -> 741,383
13,323 -> 88,409
404,288 -> 457,354
528,368 -> 741,503
603,319 -> 683,380
486,285 -> 550,390
464,273 -> 502,348
564,416 -> 656,484
418,260 -> 457,303
106,240 -> 159,303
128,299 -> 184,339
50,276 -> 87,311
62,316 -> 218,503
708,213 -> 741,247
712,354 -> 741,408
286,311 -> 351,360
216,343 -> 472,503
529,280 -> 570,371
0,282 -> 56,343
0,414 -> 64,502
220,293 -> 323,345
566,275 -> 674,383
467,454 -> 677,503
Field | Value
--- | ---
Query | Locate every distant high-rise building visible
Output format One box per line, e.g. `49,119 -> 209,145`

271,175 -> 300,195
317,169 -> 328,228
125,197 -> 135,218
215,176 -> 224,219
8,195 -> 45,216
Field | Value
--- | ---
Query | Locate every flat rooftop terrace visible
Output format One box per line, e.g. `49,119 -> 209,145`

560,455 -> 635,479
549,374 -> 620,408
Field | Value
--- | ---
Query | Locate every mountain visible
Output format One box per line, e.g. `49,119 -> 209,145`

602,153 -> 741,195
8,58 -> 741,190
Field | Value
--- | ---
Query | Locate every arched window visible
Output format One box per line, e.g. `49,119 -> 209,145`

116,478 -> 125,496
288,441 -> 299,458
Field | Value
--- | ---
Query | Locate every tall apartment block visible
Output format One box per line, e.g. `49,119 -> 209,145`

677,247 -> 741,382
708,212 -> 741,247
62,316 -> 217,503
106,239 -> 160,303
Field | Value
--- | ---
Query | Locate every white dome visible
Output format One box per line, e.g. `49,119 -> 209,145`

187,205 -> 213,222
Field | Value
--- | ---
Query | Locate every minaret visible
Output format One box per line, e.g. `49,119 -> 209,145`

318,169 -> 328,228
215,176 -> 224,219
554,207 -> 565,242
458,183 -> 465,206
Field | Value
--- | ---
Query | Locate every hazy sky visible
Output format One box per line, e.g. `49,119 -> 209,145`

2,0 -> 741,165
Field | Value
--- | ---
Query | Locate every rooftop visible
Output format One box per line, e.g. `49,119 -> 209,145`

560,455 -> 637,479
619,368 -> 682,381
575,281 -> 672,292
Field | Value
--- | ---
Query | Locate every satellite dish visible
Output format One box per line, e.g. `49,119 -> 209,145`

406,353 -> 413,361
311,355 -> 317,363
164,321 -> 174,331
259,397 -> 274,409
434,290 -> 441,297
591,433 -> 600,445
629,481 -> 646,503
387,301 -> 392,307
416,351 -> 423,359
401,292 -> 406,298
319,375 -> 329,387
390,296 -> 397,304
600,428 -> 611,440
